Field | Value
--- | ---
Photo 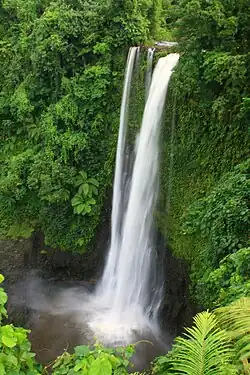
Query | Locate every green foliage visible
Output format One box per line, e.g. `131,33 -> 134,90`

153,297 -> 250,375
159,0 -> 250,308
171,312 -> 233,375
71,171 -> 99,216
206,247 -> 250,306
0,274 -> 41,374
50,343 -> 135,375
179,160 -> 250,307
168,0 -> 250,54
216,298 -> 250,373
154,311 -> 235,375
0,275 -> 7,324
183,160 -> 250,259
0,0 -> 157,251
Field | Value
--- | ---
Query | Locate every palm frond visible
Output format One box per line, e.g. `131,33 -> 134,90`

169,311 -> 235,375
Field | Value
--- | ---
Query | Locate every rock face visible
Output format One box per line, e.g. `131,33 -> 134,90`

0,190 -> 112,289
0,192 -> 111,327
0,230 -> 106,298
0,238 -> 33,287
161,246 -> 197,336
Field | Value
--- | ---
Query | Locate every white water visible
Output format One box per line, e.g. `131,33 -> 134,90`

88,52 -> 180,344
100,47 -> 139,292
145,48 -> 155,101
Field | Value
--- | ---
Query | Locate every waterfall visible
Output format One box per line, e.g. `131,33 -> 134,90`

135,47 -> 155,153
89,51 -> 180,344
100,47 -> 139,292
145,48 -> 155,101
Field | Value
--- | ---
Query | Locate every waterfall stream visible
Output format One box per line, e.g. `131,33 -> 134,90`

145,48 -> 155,101
88,51 -> 180,344
100,47 -> 139,293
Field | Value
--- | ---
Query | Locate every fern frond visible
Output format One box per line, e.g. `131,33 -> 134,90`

215,297 -> 250,371
169,311 -> 235,375
216,297 -> 250,337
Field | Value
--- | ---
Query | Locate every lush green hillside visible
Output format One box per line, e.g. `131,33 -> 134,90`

159,0 -> 250,307
0,0 -> 160,251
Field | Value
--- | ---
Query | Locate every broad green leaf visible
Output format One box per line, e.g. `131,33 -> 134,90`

84,205 -> 91,213
0,362 -> 6,375
74,177 -> 84,187
88,178 -> 99,187
73,358 -> 88,371
89,357 -> 112,375
63,353 -> 72,365
5,354 -> 18,366
79,171 -> 87,180
75,204 -> 85,214
52,357 -> 63,369
0,275 -> 4,284
7,223 -> 34,239
2,335 -> 17,348
74,360 -> 83,371
71,195 -> 83,206
107,354 -> 121,368
88,198 -> 96,205
1,325 -> 14,336
123,359 -> 129,367
0,289 -> 7,305
82,183 -> 89,196
17,332 -> 30,347
0,306 -> 7,318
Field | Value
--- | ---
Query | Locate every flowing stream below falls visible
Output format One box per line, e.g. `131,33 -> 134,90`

7,47 -> 180,371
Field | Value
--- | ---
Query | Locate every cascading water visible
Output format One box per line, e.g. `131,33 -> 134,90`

135,47 -> 155,152
88,51 -> 180,344
100,47 -> 139,292
145,48 -> 155,101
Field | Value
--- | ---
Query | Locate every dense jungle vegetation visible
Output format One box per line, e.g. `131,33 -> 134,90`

0,0 -> 162,250
159,0 -> 250,309
0,0 -> 249,374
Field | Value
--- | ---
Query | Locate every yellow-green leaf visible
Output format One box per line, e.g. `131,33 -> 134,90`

89,357 -> 112,375
2,335 -> 17,348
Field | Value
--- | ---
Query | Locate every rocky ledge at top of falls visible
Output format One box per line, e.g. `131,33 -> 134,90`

155,41 -> 178,47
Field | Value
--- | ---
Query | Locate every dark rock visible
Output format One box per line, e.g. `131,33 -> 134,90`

156,232 -> 197,336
